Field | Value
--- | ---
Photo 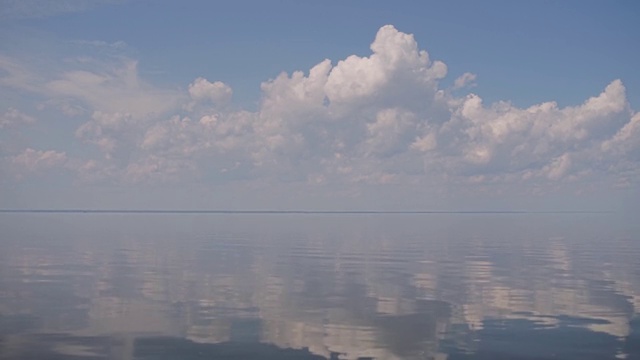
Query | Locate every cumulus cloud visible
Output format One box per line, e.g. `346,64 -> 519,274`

453,72 -> 477,90
602,112 -> 640,156
8,148 -> 67,178
124,154 -> 197,183
325,25 -> 447,110
2,25 -> 639,193
0,108 -> 36,128
437,79 -> 631,182
188,77 -> 233,107
75,111 -> 135,159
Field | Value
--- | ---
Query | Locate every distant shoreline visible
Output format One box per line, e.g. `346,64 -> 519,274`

0,209 -> 615,215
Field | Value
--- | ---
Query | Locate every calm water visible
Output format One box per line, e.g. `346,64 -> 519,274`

0,213 -> 639,360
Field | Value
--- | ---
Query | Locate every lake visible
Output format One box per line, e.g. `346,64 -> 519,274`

0,213 -> 638,359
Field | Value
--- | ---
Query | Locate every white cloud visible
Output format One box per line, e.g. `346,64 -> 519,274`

410,131 -> 437,152
46,60 -> 182,118
37,99 -> 86,117
71,40 -> 127,49
10,148 -> 67,175
324,25 -> 447,108
436,79 -> 632,183
601,112 -> 640,156
124,155 -> 196,183
363,108 -> 417,158
453,72 -> 477,90
72,159 -> 117,183
544,153 -> 572,180
0,108 -> 36,128
2,25 -> 639,195
1,54 -> 184,118
0,55 -> 41,92
75,111 -> 134,158
188,77 -> 233,107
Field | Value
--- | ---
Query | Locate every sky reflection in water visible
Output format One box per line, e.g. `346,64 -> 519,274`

0,213 -> 639,359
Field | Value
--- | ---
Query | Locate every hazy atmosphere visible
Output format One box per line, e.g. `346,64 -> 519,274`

1,1 -> 639,211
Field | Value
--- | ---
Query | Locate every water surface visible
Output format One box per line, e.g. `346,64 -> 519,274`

0,213 -> 638,359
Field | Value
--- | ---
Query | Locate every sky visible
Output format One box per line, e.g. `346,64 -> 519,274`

0,0 -> 639,211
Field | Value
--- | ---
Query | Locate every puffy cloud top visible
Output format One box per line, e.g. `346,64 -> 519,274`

189,77 -> 233,106
2,25 -> 639,194
325,25 -> 447,105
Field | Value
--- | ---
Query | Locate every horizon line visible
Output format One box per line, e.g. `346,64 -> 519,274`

0,209 -> 616,215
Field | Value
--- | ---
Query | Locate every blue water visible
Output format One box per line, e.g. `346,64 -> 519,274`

0,213 -> 638,359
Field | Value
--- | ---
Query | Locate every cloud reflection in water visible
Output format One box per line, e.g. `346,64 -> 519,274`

0,213 -> 638,359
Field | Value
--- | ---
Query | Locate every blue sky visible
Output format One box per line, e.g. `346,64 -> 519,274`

1,0 -> 639,211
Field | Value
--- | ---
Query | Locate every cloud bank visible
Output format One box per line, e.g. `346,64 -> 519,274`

1,25 -> 638,198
